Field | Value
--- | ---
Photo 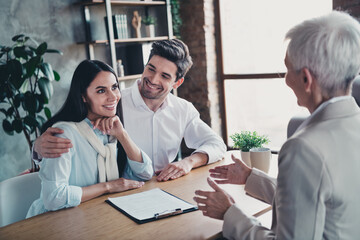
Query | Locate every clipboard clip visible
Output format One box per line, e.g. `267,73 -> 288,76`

154,208 -> 183,219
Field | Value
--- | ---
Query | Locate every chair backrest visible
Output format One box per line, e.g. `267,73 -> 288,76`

0,172 -> 41,227
287,76 -> 360,138
352,76 -> 360,106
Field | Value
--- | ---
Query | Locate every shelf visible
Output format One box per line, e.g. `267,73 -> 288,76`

81,0 -> 166,6
78,36 -> 169,45
118,74 -> 142,82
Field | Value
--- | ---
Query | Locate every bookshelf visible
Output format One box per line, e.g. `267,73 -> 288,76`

79,0 -> 173,83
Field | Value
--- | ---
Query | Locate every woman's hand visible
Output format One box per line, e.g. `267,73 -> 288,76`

92,116 -> 124,138
209,154 -> 252,185
81,178 -> 144,202
92,116 -> 143,163
106,178 -> 144,193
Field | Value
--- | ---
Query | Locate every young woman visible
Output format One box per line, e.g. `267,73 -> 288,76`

27,60 -> 153,218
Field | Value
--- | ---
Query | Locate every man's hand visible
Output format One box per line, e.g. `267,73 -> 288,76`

194,177 -> 235,220
155,159 -> 193,181
155,153 -> 208,181
209,154 -> 252,185
34,127 -> 73,158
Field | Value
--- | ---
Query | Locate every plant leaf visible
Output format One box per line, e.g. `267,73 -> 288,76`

12,118 -> 23,133
36,42 -> 47,56
12,34 -> 25,42
14,93 -> 24,108
44,106 -> 52,119
19,79 -> 29,93
0,108 -> 7,116
46,49 -> 63,55
24,92 -> 39,114
7,59 -> 24,89
26,56 -> 41,77
36,115 -> 46,127
38,77 -> 53,100
3,119 -> 14,135
24,115 -> 39,128
53,70 -> 60,81
13,46 -> 28,60
0,64 -> 9,84
40,62 -> 54,81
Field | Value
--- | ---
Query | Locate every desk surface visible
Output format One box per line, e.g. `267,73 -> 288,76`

0,151 -> 277,240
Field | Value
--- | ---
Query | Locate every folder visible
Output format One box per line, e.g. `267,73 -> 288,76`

106,188 -> 198,224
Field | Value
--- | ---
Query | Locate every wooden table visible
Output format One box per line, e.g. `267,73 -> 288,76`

0,151 -> 277,240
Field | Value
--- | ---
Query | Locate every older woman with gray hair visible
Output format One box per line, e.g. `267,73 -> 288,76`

194,11 -> 360,239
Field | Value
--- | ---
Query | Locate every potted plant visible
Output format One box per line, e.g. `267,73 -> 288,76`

0,34 -> 62,172
142,16 -> 156,38
230,131 -> 269,167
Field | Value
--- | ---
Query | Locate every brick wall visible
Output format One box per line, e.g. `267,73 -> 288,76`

178,0 -> 223,156
333,0 -> 360,16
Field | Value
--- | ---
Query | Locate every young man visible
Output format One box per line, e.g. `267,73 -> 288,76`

194,11 -> 360,239
34,39 -> 226,182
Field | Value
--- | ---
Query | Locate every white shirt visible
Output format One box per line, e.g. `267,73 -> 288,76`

121,80 -> 226,172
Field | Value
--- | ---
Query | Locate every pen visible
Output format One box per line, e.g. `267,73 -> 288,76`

154,208 -> 183,219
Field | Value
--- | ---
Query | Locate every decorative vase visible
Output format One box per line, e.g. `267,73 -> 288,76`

240,151 -> 251,167
145,24 -> 155,38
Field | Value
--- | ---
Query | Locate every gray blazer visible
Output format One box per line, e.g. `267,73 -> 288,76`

223,97 -> 360,239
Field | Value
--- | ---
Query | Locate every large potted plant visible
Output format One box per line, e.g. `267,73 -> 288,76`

0,34 -> 62,171
230,131 -> 269,167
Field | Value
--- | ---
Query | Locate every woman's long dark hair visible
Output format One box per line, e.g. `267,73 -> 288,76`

41,60 -> 127,177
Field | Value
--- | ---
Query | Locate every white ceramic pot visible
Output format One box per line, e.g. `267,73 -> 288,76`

240,151 -> 251,167
145,24 -> 155,38
250,147 -> 272,173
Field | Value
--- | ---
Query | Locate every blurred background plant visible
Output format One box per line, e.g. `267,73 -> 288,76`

230,131 -> 270,152
0,34 -> 62,171
142,16 -> 156,25
171,0 -> 182,39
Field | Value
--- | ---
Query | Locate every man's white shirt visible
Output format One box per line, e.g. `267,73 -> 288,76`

121,80 -> 226,172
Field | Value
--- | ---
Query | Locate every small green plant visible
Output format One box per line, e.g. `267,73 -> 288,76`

230,131 -> 270,152
142,16 -> 156,25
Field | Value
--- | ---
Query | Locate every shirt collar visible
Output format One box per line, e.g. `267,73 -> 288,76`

296,95 -> 352,133
84,118 -> 105,136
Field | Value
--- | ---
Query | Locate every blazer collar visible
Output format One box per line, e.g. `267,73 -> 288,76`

296,97 -> 360,134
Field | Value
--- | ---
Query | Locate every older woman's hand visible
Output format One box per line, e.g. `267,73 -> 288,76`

194,177 -> 235,220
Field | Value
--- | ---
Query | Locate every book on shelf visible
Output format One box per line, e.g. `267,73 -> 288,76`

104,15 -> 118,39
104,14 -> 128,40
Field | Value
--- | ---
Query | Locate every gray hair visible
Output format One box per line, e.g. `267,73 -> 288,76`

285,11 -> 360,97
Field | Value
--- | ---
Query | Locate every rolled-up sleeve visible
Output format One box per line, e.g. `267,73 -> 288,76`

124,150 -> 154,180
183,104 -> 226,164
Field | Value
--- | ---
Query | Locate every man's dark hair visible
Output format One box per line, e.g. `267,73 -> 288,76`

147,39 -> 193,81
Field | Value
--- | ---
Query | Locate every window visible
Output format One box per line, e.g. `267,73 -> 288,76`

217,0 -> 332,149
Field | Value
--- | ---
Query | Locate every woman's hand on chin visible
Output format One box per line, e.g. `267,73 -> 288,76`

92,116 -> 124,136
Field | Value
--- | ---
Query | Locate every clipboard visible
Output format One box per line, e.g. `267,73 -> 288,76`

105,188 -> 198,224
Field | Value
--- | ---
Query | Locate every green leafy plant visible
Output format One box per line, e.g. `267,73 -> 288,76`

171,0 -> 182,39
142,16 -> 156,25
0,34 -> 62,170
230,131 -> 270,152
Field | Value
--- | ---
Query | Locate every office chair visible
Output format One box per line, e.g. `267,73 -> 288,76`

0,172 -> 41,227
287,76 -> 360,138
